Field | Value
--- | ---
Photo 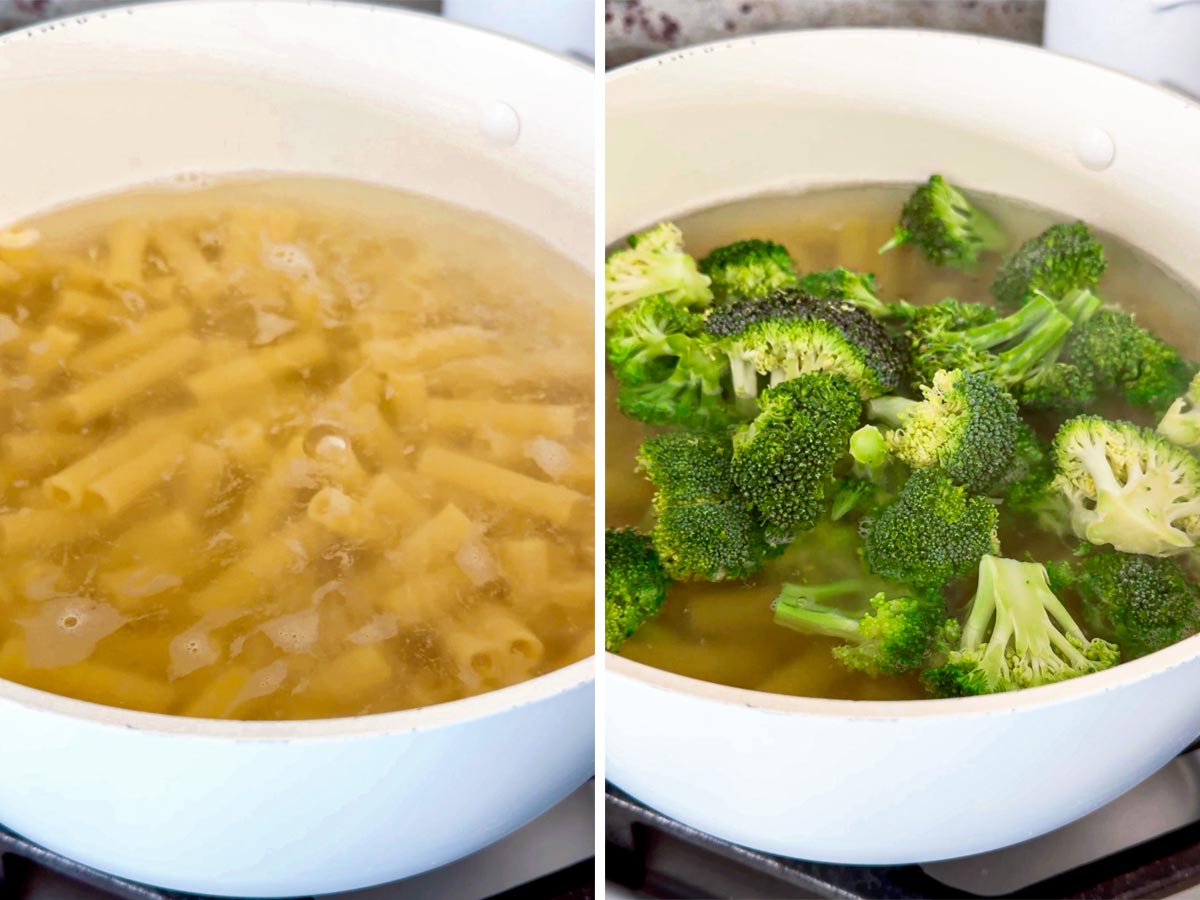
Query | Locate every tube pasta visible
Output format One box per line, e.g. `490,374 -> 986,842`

154,225 -> 218,297
60,333 -> 202,423
0,508 -> 99,555
86,431 -> 190,515
185,333 -> 326,402
305,644 -> 392,698
364,326 -> 493,370
1,432 -> 92,477
426,399 -> 577,439
105,219 -> 149,286
416,446 -> 584,526
443,605 -> 544,689
189,519 -> 322,613
392,503 -> 474,570
71,305 -> 191,376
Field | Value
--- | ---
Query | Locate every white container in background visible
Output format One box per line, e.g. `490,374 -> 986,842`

1045,0 -> 1200,97
443,0 -> 594,60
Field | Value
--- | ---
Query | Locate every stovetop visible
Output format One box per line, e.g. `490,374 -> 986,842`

0,781 -> 593,900
607,747 -> 1200,899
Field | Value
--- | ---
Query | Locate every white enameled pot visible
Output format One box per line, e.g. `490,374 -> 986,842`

0,2 -> 593,896
606,29 -> 1200,865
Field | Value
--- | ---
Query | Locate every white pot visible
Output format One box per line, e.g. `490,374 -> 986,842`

0,2 -> 593,896
606,29 -> 1200,864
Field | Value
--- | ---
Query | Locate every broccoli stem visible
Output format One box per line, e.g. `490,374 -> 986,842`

991,310 -> 1074,381
866,396 -> 917,429
729,356 -> 759,402
1058,287 -> 1102,325
961,294 -> 1058,350
773,584 -> 866,640
968,209 -> 1008,256
850,423 -> 890,466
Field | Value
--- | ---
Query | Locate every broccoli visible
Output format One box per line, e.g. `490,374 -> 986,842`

903,291 -> 1100,408
637,431 -> 770,581
1053,546 -> 1200,659
1052,416 -> 1200,557
797,267 -> 900,319
698,239 -> 797,301
878,175 -> 1006,269
849,423 -> 889,469
867,369 -> 1020,493
606,294 -> 706,385
830,477 -> 878,521
862,468 -> 1000,589
1158,371 -> 1200,448
605,222 -> 713,317
773,581 -> 959,676
704,289 -> 907,409
1064,309 -> 1195,411
922,555 -> 1120,696
991,221 -> 1107,308
605,528 -> 671,651
990,421 -> 1057,510
731,373 -> 862,543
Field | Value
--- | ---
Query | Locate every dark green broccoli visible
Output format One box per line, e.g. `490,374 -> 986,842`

1052,416 -> 1200,557
704,289 -> 907,409
605,528 -> 670,651
1053,546 -> 1200,659
698,239 -> 797,301
605,222 -> 712,316
922,555 -> 1121,696
1158,371 -> 1200,448
829,476 -> 878,522
863,468 -> 999,589
637,431 -> 770,581
731,373 -> 862,543
989,421 -> 1057,513
1064,309 -> 1195,411
797,267 -> 900,319
879,175 -> 1006,269
867,369 -> 1020,493
991,221 -> 1107,308
903,291 -> 1100,409
773,581 -> 959,676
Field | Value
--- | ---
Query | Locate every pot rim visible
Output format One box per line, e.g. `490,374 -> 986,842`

0,0 -> 596,741
606,26 -> 1200,721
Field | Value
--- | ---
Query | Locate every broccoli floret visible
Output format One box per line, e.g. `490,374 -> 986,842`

849,423 -> 889,468
991,221 -> 1107,308
698,239 -> 797,301
606,294 -> 705,385
1158,371 -> 1200,448
904,291 -> 1099,406
1064,309 -> 1195,411
1052,416 -> 1200,556
1055,546 -> 1200,659
637,431 -> 734,504
637,431 -> 770,581
773,581 -> 959,676
797,267 -> 898,319
868,369 -> 1020,493
731,373 -> 862,543
989,420 -> 1054,507
605,528 -> 670,651
922,555 -> 1120,696
829,476 -> 879,521
605,222 -> 712,317
704,289 -> 907,408
863,468 -> 1000,589
879,175 -> 1006,269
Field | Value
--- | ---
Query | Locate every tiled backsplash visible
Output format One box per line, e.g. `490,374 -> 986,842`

605,0 -> 1045,67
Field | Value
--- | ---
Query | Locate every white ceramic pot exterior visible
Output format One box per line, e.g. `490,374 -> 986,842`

606,30 -> 1200,864
0,3 -> 594,896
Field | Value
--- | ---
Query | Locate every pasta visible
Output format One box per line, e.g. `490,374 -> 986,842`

0,177 -> 593,720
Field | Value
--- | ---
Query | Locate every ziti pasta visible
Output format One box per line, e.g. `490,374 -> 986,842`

0,177 -> 593,719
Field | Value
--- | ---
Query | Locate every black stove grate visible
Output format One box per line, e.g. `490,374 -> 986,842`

0,826 -> 594,900
606,781 -> 1200,899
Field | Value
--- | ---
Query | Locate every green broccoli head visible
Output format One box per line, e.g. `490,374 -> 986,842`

797,267 -> 891,318
829,476 -> 880,522
636,431 -> 734,505
704,289 -> 908,406
863,468 -> 1000,589
773,582 -> 959,676
991,221 -> 1107,308
652,497 -> 770,582
990,421 -> 1061,518
1057,546 -> 1200,660
731,373 -> 862,543
879,175 -> 1006,269
698,239 -> 797,301
605,528 -> 670,651
637,430 -> 770,581
1052,416 -> 1200,557
613,336 -> 732,430
922,555 -> 1120,696
1064,309 -> 1195,411
1012,360 -> 1097,412
1158,371 -> 1200,449
606,294 -> 705,385
882,369 -> 1021,493
605,222 -> 713,317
